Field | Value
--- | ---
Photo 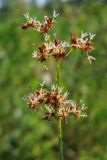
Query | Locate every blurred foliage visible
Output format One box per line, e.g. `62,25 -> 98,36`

0,0 -> 107,159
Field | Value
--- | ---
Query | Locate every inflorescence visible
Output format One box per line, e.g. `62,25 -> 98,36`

22,10 -> 96,122
27,85 -> 87,122
22,11 -> 96,64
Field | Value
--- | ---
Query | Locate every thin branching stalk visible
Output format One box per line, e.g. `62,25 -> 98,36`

56,60 -> 63,160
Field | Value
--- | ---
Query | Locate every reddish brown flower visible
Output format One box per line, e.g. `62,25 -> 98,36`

32,43 -> 52,62
57,108 -> 69,122
70,101 -> 87,118
38,44 -> 52,62
27,89 -> 48,109
71,32 -> 95,52
52,40 -> 69,60
22,13 -> 36,30
46,91 -> 67,108
71,34 -> 80,49
27,95 -> 40,108
84,41 -> 93,53
40,16 -> 53,33
71,32 -> 96,63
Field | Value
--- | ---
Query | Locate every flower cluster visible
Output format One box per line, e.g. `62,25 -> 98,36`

32,40 -> 69,62
21,11 -> 97,123
27,85 -> 68,109
27,85 -> 87,122
32,43 -> 52,62
22,11 -> 96,64
22,10 -> 59,35
71,32 -> 96,63
52,40 -> 69,60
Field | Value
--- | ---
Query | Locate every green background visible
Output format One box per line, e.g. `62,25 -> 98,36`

0,0 -> 107,159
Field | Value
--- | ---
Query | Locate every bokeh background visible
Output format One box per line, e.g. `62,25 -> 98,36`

0,0 -> 107,159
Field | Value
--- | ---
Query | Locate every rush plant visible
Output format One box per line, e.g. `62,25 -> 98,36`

21,10 -> 96,160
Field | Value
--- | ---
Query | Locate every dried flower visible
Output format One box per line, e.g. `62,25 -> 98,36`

32,43 -> 52,62
22,12 -> 96,63
71,32 -> 96,63
32,40 -> 69,62
21,11 -> 96,122
52,40 -> 69,60
57,108 -> 69,123
40,16 -> 53,33
70,101 -> 87,118
22,13 -> 37,29
27,89 -> 48,108
22,10 -> 59,35
27,85 -> 87,122
46,90 -> 67,108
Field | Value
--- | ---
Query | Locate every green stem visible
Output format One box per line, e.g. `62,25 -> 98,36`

58,116 -> 63,160
56,60 -> 63,160
56,60 -> 60,87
